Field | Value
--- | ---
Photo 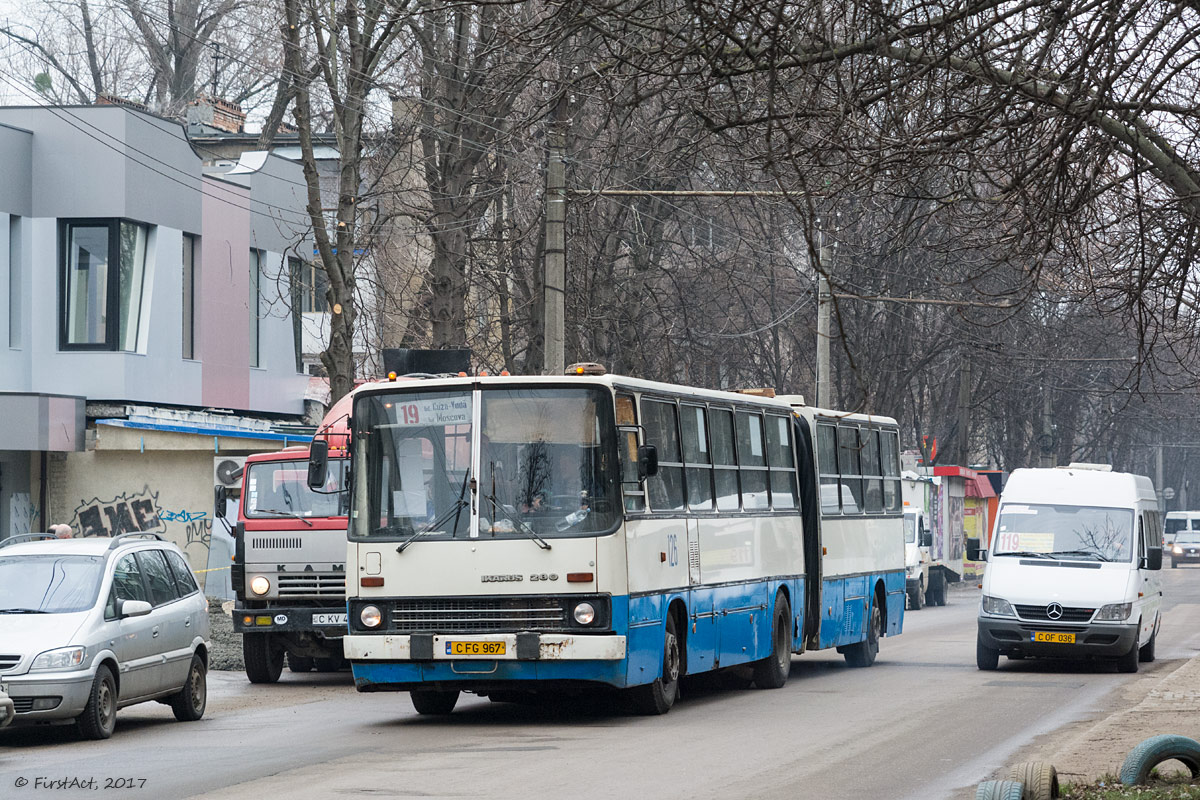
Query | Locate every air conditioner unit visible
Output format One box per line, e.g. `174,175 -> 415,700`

214,456 -> 248,488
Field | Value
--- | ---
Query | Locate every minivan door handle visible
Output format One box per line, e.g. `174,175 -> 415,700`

152,626 -> 160,638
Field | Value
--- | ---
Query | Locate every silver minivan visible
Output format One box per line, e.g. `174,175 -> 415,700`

0,533 -> 210,739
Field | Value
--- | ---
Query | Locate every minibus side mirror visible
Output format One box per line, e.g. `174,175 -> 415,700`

966,537 -> 986,561
214,486 -> 227,519
308,439 -> 330,490
637,445 -> 659,480
1144,546 -> 1163,571
920,531 -> 932,548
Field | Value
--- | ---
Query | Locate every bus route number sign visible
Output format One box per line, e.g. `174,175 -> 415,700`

393,397 -> 472,428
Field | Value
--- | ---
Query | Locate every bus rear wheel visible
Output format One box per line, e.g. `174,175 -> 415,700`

753,594 -> 792,689
410,689 -> 460,715
629,613 -> 681,715
843,601 -> 881,668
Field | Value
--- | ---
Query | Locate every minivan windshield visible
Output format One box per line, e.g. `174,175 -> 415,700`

903,514 -> 916,543
0,554 -> 106,613
993,504 -> 1134,562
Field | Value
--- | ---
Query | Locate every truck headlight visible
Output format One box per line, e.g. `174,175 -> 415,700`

573,602 -> 596,625
360,605 -> 382,628
31,646 -> 86,671
250,576 -> 271,596
981,595 -> 1014,617
1096,602 -> 1132,621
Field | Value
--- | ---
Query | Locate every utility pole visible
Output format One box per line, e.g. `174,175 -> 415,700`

1156,442 -> 1165,513
211,43 -> 223,96
542,106 -> 567,376
956,359 -> 972,466
1038,389 -> 1055,467
816,232 -> 833,408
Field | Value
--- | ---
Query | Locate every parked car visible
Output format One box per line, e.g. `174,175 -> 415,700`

0,686 -> 12,728
1170,532 -> 1200,567
0,532 -> 210,739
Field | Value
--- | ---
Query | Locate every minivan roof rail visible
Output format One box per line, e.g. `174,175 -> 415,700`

0,532 -> 58,547
1058,462 -> 1113,471
107,532 -> 166,550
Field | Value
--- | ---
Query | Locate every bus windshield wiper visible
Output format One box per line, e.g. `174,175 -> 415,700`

255,509 -> 313,527
1050,549 -> 1111,562
484,492 -> 552,550
397,469 -> 471,554
996,550 -> 1058,560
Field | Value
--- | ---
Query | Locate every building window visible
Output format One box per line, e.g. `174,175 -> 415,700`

8,215 -> 20,348
295,258 -> 328,313
59,219 -> 149,351
182,234 -> 197,359
249,248 -> 261,368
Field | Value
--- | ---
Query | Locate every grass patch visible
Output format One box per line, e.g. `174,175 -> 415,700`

1062,772 -> 1200,799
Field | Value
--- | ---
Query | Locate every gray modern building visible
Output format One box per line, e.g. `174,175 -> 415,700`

0,103 -> 314,591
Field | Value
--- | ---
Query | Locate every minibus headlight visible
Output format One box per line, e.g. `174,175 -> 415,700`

573,602 -> 596,625
250,576 -> 271,596
1096,602 -> 1132,621
360,605 -> 382,628
981,595 -> 1014,617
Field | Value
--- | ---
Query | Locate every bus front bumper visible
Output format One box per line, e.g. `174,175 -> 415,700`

344,633 -> 627,662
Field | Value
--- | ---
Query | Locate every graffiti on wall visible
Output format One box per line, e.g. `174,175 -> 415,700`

71,486 -> 166,538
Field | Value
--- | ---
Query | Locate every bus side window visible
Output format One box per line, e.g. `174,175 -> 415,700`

816,424 -> 840,515
861,429 -> 884,514
643,399 -> 685,512
681,404 -> 714,511
766,414 -> 798,510
836,425 -> 864,514
711,407 -> 740,512
736,410 -> 769,510
881,429 -> 902,513
616,394 -> 645,514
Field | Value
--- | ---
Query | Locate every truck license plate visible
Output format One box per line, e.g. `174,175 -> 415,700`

1031,631 -> 1075,644
446,641 -> 506,656
312,613 -> 348,626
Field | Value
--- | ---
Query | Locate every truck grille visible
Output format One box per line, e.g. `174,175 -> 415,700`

0,654 -> 19,672
277,574 -> 345,597
390,597 -> 568,633
250,537 -> 303,550
1015,604 -> 1095,623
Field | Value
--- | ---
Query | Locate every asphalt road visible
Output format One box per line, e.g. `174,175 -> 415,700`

4,571 -> 1200,800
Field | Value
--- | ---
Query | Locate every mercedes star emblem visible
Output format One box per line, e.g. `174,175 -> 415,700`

1046,602 -> 1064,620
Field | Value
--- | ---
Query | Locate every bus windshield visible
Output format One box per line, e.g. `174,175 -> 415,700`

993,504 -> 1134,562
354,387 -> 620,540
245,459 -> 347,518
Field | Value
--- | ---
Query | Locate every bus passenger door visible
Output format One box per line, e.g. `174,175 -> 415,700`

686,519 -> 718,673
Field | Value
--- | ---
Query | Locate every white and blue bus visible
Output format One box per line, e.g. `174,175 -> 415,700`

321,369 -> 905,715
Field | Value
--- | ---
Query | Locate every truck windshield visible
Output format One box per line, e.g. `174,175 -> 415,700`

0,554 -> 105,613
903,515 -> 916,543
993,504 -> 1134,562
354,387 -> 620,540
245,459 -> 347,518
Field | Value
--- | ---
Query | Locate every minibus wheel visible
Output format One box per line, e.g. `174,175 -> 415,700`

976,634 -> 999,671
1116,636 -> 1140,674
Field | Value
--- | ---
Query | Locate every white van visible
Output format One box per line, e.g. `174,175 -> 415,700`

903,507 -> 930,609
1164,510 -> 1200,545
971,464 -> 1163,673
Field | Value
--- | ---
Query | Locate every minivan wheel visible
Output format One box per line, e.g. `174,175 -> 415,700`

170,654 -> 208,722
76,664 -> 117,740
1117,637 -> 1140,674
977,633 -> 1000,671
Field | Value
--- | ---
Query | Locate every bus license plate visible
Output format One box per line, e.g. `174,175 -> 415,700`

312,613 -> 348,626
446,641 -> 506,656
1031,631 -> 1075,644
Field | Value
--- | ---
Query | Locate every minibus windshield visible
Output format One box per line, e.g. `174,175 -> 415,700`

992,504 -> 1134,562
903,515 -> 916,544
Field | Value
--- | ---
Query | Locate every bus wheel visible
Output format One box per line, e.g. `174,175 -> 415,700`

630,613 -> 681,715
410,689 -> 460,715
243,634 -> 283,684
753,594 -> 792,689
843,602 -> 881,668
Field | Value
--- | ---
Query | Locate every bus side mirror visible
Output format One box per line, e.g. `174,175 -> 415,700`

308,439 -> 330,490
637,445 -> 658,480
966,537 -> 985,561
214,486 -> 227,519
1144,547 -> 1163,571
920,531 -> 932,548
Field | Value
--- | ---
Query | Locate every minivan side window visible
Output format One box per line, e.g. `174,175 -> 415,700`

164,550 -> 199,596
112,553 -> 149,604
136,549 -> 179,607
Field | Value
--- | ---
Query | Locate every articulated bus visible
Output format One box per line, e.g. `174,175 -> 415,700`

318,370 -> 905,715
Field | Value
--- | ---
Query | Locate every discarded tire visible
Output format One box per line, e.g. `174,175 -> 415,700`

1119,734 -> 1200,786
1005,762 -> 1060,800
976,780 -> 1025,800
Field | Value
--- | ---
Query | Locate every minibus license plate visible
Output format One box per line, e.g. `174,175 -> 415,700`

312,613 -> 347,626
446,641 -> 506,656
1031,631 -> 1075,644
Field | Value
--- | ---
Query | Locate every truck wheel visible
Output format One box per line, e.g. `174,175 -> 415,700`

1119,735 -> 1200,785
243,634 -> 284,684
909,578 -> 925,610
288,654 -> 314,673
975,780 -> 1024,800
629,613 -> 681,714
753,594 -> 792,689
1005,761 -> 1059,799
843,601 -> 881,668
977,633 -> 1000,671
76,664 -> 117,740
935,573 -> 949,606
170,654 -> 208,722
410,689 -> 460,715
1116,636 -> 1140,674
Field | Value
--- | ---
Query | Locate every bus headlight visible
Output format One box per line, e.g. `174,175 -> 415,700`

981,595 -> 1014,617
360,605 -> 382,628
573,602 -> 596,625
250,576 -> 271,596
